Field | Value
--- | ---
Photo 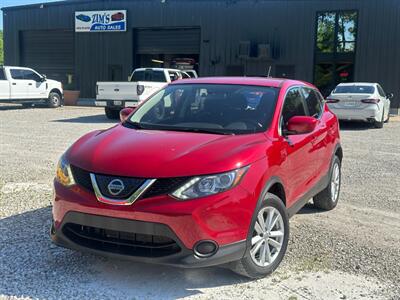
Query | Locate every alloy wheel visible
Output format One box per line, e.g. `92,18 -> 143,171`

331,162 -> 340,202
250,206 -> 284,267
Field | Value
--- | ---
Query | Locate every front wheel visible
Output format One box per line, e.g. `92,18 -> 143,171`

47,92 -> 61,108
230,194 -> 289,278
105,107 -> 120,119
313,156 -> 341,210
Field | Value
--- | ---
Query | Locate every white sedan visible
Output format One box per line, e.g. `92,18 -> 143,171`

326,82 -> 393,128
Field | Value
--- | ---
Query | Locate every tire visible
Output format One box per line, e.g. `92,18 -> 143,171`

385,111 -> 390,123
230,193 -> 289,278
105,107 -> 120,119
374,109 -> 384,128
47,92 -> 61,108
313,156 -> 341,211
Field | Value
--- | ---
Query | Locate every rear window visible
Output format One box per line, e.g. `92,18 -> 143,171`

131,70 -> 167,83
333,85 -> 375,94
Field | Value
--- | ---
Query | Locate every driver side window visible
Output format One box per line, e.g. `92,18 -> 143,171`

281,87 -> 307,130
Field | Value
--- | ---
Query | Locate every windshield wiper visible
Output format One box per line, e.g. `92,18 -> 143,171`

171,127 -> 234,135
124,121 -> 147,129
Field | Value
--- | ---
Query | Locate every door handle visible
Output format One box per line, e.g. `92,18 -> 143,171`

12,83 -> 16,85
28,83 -> 33,86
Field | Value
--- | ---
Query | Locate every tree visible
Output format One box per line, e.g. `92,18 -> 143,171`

0,31 -> 3,65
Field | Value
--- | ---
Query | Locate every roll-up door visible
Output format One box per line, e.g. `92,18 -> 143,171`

20,30 -> 74,84
135,28 -> 200,55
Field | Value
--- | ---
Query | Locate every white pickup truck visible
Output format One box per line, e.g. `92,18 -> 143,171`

96,68 -> 191,119
0,66 -> 63,108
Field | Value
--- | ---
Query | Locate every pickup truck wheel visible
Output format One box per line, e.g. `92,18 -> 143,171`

313,156 -> 341,210
105,107 -> 120,119
47,92 -> 61,108
230,194 -> 289,278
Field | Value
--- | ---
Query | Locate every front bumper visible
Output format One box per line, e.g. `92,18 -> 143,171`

51,211 -> 246,268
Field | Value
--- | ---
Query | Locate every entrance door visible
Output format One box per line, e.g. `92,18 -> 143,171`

134,28 -> 200,73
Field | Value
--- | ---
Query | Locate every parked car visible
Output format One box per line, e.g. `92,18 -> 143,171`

96,68 -> 189,119
52,77 -> 342,278
326,82 -> 393,128
184,70 -> 198,78
0,66 -> 63,108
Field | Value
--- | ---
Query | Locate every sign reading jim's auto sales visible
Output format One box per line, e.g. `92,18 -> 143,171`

75,10 -> 127,32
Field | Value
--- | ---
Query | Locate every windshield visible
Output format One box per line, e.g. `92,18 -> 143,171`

333,85 -> 375,94
131,70 -> 167,82
127,84 -> 279,135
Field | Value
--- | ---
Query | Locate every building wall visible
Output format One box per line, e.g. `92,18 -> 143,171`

3,0 -> 400,109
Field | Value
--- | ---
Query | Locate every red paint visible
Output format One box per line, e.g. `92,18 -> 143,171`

53,77 -> 340,250
287,116 -> 318,134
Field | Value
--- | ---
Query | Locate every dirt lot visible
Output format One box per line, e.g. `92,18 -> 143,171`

0,105 -> 399,300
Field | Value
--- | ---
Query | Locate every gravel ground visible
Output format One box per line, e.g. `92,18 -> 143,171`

0,104 -> 399,300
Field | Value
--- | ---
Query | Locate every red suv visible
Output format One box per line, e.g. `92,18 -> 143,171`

52,77 -> 342,278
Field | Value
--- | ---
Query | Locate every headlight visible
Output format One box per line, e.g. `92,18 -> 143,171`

171,166 -> 249,200
55,154 -> 75,186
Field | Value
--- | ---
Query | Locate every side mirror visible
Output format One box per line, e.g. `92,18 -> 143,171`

286,116 -> 317,135
387,93 -> 394,99
41,75 -> 47,82
120,107 -> 135,123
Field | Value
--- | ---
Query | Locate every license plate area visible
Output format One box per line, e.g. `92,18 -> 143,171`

113,100 -> 122,106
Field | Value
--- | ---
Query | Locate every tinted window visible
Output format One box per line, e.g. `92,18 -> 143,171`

131,70 -> 167,83
10,69 -> 25,80
303,88 -> 323,118
377,85 -> 386,97
128,84 -> 279,134
281,87 -> 307,126
23,70 -> 42,81
333,85 -> 375,94
0,69 -> 5,80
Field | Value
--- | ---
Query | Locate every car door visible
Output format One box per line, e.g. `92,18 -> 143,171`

23,69 -> 46,99
9,69 -> 30,99
277,87 -> 316,206
302,87 -> 329,181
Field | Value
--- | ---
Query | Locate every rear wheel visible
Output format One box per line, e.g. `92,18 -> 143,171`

313,156 -> 341,210
47,92 -> 61,108
230,194 -> 289,278
105,107 -> 120,119
374,109 -> 385,128
385,110 -> 390,123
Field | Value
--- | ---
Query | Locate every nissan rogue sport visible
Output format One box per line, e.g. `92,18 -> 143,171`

51,77 -> 342,278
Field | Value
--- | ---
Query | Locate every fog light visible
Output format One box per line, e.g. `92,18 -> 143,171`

193,240 -> 218,258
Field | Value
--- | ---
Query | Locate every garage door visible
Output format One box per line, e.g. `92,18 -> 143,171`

20,30 -> 74,84
135,28 -> 200,54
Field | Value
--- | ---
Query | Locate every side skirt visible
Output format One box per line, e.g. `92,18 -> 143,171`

286,172 -> 330,218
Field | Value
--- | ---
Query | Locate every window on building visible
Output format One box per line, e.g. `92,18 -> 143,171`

314,10 -> 358,97
316,11 -> 358,54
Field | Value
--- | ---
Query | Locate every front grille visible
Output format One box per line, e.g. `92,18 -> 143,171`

95,174 -> 145,199
63,223 -> 181,257
70,165 -> 94,192
70,165 -> 189,199
141,177 -> 190,199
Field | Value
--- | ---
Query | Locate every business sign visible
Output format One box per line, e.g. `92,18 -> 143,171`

75,10 -> 127,32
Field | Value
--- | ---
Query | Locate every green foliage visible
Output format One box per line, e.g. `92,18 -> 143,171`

0,31 -> 3,65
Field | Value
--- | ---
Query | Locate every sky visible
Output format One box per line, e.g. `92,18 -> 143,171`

0,0 -> 62,30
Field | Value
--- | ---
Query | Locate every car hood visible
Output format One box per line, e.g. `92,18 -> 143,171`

67,124 -> 269,178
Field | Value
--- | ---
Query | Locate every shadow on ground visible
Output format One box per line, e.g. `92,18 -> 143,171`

0,103 -> 49,111
52,114 -> 117,124
0,207 -> 248,299
339,120 -> 375,131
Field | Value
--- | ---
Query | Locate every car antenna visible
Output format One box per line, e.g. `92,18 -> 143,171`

266,65 -> 272,78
